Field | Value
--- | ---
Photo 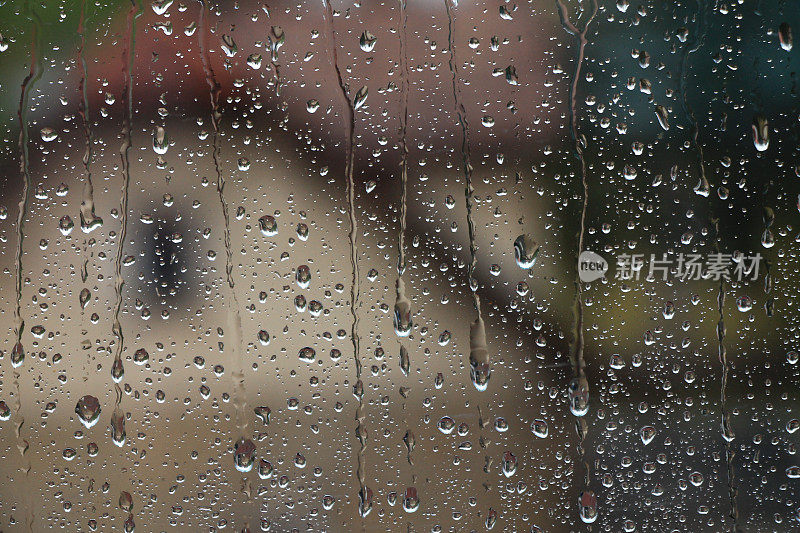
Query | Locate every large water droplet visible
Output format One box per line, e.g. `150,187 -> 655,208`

393,279 -> 412,337
502,451 -> 517,477
359,31 -> 377,52
152,126 -> 168,154
568,377 -> 590,417
640,425 -> 656,445
578,491 -> 598,523
40,127 -> 58,142
780,22 -> 793,51
531,419 -> 548,438
513,234 -> 539,269
234,438 -> 256,472
753,115 -> 769,151
402,487 -> 419,513
75,395 -> 101,428
353,86 -> 368,110
469,318 -> 490,391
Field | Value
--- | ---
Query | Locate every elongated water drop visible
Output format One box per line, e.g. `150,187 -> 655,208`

233,438 -> 256,472
502,451 -> 517,477
254,406 -> 270,425
402,429 -> 415,464
198,1 -> 248,448
358,486 -> 373,518
780,22 -> 793,51
469,318 -> 490,391
399,345 -> 410,376
80,180 -> 102,233
11,342 -> 24,368
486,507 -> 498,530
353,86 -> 368,109
152,126 -> 168,154
402,487 -> 419,513
296,265 -> 311,288
753,115 -> 769,151
111,409 -> 126,447
655,104 -> 669,130
118,491 -> 133,512
323,2 -> 367,516
393,278 -> 412,336
568,377 -> 590,417
579,491 -> 598,523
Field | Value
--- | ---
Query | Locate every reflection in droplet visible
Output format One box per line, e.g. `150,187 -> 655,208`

513,234 -> 539,269
259,214 -> 278,236
780,22 -> 793,51
531,419 -> 548,438
402,487 -> 419,513
75,395 -> 101,429
752,115 -> 769,151
568,377 -> 590,417
359,30 -> 377,52
578,491 -> 598,523
233,438 -> 256,472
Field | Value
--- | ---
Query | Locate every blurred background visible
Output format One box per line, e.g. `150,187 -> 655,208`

0,0 -> 798,531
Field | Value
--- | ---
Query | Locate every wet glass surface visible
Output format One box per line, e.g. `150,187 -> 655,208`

0,0 -> 799,531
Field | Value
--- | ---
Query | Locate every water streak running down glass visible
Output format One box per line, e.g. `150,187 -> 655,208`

0,0 -> 798,531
